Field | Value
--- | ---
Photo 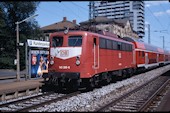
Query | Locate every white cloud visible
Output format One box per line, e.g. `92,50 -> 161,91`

145,1 -> 168,7
153,10 -> 170,17
153,11 -> 165,17
146,4 -> 150,7
166,10 -> 170,15
145,21 -> 150,25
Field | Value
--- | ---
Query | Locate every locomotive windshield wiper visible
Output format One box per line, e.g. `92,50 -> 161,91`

73,38 -> 79,47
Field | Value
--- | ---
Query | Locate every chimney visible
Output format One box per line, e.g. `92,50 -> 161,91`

73,20 -> 76,24
63,17 -> 67,22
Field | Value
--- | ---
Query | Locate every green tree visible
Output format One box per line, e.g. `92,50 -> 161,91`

0,2 -> 42,70
0,7 -> 5,33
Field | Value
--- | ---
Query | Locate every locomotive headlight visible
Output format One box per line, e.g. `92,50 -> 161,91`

50,60 -> 54,65
50,56 -> 54,65
76,56 -> 80,66
76,60 -> 80,66
64,29 -> 68,34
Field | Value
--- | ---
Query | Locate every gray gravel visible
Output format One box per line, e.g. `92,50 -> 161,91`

30,65 -> 170,112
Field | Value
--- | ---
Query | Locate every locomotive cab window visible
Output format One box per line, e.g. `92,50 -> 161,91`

68,36 -> 82,46
52,36 -> 63,47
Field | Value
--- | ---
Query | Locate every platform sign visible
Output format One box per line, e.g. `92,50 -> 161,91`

26,39 -> 49,79
27,39 -> 49,48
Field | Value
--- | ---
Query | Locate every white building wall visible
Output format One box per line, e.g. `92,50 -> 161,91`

133,10 -> 138,31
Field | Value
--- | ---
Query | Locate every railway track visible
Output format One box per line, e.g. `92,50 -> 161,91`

95,75 -> 170,112
0,91 -> 81,112
141,79 -> 170,112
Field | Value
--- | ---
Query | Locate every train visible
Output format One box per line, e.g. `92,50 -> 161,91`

44,30 -> 170,90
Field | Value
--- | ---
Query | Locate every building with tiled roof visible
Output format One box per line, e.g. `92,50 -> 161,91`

79,16 -> 139,39
41,17 -> 80,41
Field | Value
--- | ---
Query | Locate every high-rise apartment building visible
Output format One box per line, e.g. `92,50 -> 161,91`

89,1 -> 145,38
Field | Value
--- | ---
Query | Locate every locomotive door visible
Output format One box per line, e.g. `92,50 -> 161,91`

93,38 -> 99,70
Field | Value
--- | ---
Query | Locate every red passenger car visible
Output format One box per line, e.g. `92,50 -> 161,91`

123,37 -> 170,70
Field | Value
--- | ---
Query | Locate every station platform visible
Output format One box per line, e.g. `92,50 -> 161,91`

0,78 -> 44,101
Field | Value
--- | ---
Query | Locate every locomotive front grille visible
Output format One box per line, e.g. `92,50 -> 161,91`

49,72 -> 80,79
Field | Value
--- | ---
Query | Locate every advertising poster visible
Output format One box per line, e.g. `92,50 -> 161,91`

31,50 -> 49,78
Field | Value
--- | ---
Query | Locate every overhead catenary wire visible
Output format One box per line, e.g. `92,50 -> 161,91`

145,5 -> 170,50
159,3 -> 170,33
38,3 -> 64,18
146,6 -> 165,30
71,2 -> 89,13
59,2 -> 82,22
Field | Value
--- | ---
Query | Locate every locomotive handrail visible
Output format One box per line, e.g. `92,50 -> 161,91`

97,45 -> 100,69
93,43 -> 96,69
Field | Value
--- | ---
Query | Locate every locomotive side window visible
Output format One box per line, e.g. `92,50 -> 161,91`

122,43 -> 126,51
68,36 -> 82,46
117,42 -> 121,50
99,38 -> 106,49
52,36 -> 63,47
106,39 -> 112,49
113,41 -> 118,50
129,45 -> 132,51
126,44 -> 129,51
99,37 -> 132,52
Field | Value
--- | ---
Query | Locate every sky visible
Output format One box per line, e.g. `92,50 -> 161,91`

35,1 -> 170,50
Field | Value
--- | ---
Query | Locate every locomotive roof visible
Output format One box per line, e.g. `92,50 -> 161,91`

51,30 -> 133,45
50,31 -> 170,54
88,31 -> 133,44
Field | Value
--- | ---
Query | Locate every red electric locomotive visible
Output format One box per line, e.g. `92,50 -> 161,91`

47,30 -> 135,90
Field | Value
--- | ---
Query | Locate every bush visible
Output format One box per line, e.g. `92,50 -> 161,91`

0,57 -> 14,69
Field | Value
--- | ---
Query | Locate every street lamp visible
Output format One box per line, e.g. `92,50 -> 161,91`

160,36 -> 165,49
145,24 -> 150,44
154,30 -> 167,50
15,14 -> 38,81
147,24 -> 150,44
